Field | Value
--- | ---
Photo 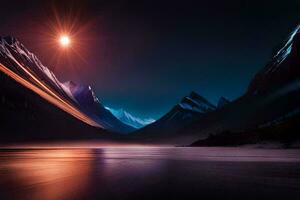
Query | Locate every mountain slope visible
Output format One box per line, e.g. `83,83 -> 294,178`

247,24 -> 300,95
0,36 -> 134,134
0,65 -> 109,143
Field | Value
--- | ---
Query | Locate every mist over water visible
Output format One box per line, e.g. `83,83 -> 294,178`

0,147 -> 300,200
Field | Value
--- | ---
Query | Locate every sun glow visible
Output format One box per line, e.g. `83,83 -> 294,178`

38,9 -> 96,68
59,35 -> 70,47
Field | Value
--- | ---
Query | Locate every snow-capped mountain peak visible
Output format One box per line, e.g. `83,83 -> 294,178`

106,107 -> 155,129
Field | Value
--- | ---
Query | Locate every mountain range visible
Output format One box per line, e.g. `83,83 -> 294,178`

2,23 -> 300,146
129,23 -> 300,146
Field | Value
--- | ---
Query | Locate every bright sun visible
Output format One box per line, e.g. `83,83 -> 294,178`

59,35 -> 70,47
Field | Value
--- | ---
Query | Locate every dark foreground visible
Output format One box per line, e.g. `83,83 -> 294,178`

0,147 -> 300,200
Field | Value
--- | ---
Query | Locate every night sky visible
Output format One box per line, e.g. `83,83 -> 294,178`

1,0 -> 300,119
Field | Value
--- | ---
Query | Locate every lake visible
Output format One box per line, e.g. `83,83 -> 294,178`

0,147 -> 300,200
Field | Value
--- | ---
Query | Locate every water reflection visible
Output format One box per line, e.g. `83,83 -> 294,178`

1,147 -> 300,200
0,149 -> 94,200
0,148 -> 167,200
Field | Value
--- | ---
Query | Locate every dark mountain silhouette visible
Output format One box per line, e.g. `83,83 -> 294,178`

188,24 -> 300,146
132,92 -> 216,142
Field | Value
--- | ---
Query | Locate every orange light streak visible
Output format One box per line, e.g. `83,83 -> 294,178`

0,62 -> 101,128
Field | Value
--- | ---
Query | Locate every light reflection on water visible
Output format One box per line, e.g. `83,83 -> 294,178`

0,147 -> 300,200
0,149 -> 93,200
0,148 -> 168,200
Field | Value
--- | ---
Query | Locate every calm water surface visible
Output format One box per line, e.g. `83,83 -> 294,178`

0,147 -> 300,200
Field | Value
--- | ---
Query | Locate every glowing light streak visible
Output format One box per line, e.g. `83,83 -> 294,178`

0,62 -> 101,128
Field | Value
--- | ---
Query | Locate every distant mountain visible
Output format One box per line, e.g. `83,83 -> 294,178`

0,36 -> 133,141
134,91 -> 216,139
106,107 -> 155,129
63,81 -> 135,133
217,96 -> 230,108
179,91 -> 216,113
